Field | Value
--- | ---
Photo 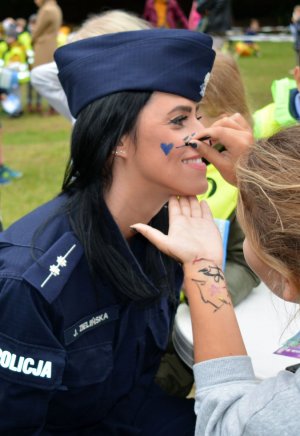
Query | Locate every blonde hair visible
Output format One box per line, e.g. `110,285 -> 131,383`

198,51 -> 252,126
71,10 -> 151,42
237,125 -> 300,290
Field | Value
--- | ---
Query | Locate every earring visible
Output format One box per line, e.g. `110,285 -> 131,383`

112,150 -> 124,156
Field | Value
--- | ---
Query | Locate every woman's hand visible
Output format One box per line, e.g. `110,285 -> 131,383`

195,113 -> 254,185
130,196 -> 223,266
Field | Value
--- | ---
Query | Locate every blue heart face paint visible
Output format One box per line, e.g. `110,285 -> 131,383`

160,143 -> 174,155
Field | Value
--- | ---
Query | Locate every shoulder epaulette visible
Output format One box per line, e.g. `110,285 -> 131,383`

23,232 -> 84,304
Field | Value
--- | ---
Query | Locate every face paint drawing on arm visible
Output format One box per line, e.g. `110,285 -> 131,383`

191,258 -> 231,312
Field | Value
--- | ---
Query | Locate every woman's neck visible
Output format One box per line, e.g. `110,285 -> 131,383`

104,182 -> 169,240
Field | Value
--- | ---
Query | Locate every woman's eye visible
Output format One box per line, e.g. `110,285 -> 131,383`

169,115 -> 188,126
196,114 -> 202,120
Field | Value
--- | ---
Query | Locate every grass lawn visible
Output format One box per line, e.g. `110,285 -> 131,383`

0,41 -> 296,228
236,42 -> 296,112
1,113 -> 70,228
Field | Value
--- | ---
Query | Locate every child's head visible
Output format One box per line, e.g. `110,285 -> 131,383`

248,18 -> 260,32
237,125 -> 300,301
2,18 -> 17,44
71,10 -> 151,42
28,14 -> 37,33
197,52 -> 252,127
16,18 -> 27,33
292,5 -> 300,23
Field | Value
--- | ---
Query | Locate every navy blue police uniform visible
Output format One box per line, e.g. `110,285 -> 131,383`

0,29 -> 216,434
0,196 -> 194,435
0,194 -> 196,434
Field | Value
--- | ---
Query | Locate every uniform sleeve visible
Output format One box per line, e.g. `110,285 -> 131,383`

0,277 -> 66,433
193,356 -> 299,435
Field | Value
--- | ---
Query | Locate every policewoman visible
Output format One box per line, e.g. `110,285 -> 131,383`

0,29 -> 215,434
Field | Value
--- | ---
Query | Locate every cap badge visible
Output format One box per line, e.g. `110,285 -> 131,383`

200,72 -> 211,97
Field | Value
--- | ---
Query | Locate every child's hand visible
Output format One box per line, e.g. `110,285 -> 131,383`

193,113 -> 254,185
130,196 -> 223,267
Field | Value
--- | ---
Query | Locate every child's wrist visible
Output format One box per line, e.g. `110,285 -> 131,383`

183,257 -> 223,277
183,258 -> 230,309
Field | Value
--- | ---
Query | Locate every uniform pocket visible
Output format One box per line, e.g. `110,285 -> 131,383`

63,341 -> 113,388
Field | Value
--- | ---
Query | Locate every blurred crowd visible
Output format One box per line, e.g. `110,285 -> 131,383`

0,4 -> 68,118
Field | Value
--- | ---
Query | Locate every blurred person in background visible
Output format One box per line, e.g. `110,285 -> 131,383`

26,14 -> 43,113
143,0 -> 188,29
196,0 -> 232,49
32,0 -> 62,114
290,5 -> 300,65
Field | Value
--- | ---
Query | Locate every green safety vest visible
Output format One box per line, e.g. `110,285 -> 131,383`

197,163 -> 238,220
253,78 -> 298,139
4,45 -> 27,65
17,31 -> 32,52
0,40 -> 8,59
3,45 -> 30,83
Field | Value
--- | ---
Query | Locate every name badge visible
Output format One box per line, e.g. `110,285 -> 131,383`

64,306 -> 119,345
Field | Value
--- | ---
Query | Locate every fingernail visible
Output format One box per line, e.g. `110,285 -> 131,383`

187,142 -> 198,149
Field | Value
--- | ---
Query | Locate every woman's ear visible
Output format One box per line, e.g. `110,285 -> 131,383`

113,135 -> 131,158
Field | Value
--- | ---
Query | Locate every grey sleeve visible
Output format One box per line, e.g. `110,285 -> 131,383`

193,356 -> 300,436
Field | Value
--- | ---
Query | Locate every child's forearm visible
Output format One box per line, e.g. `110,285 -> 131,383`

183,258 -> 247,363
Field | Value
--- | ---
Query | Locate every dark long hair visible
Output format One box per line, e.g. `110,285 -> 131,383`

62,92 -> 178,304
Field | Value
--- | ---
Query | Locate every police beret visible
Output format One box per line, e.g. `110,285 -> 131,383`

55,28 -> 215,118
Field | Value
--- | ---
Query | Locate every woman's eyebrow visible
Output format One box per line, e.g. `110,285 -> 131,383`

167,105 -> 193,115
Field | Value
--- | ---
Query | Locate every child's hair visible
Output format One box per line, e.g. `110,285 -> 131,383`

71,9 -> 151,42
198,51 -> 252,126
237,125 -> 300,290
